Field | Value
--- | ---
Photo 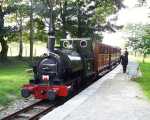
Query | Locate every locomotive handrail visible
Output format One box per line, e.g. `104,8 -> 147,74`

60,38 -> 91,41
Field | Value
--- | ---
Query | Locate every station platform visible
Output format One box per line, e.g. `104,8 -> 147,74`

41,61 -> 150,120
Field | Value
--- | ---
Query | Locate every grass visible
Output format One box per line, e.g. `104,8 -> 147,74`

0,58 -> 31,106
131,55 -> 150,99
137,63 -> 150,99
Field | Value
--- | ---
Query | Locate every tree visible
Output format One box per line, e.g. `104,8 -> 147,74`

0,0 -> 16,60
113,0 -> 125,9
141,26 -> 150,62
138,0 -> 146,6
126,24 -> 144,55
15,3 -> 29,57
59,0 -> 67,38
126,24 -> 150,63
34,18 -> 47,42
34,0 -> 121,40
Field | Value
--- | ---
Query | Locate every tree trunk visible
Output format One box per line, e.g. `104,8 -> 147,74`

18,17 -> 23,58
77,0 -> 82,38
134,51 -> 136,57
0,38 -> 8,60
47,1 -> 55,52
77,17 -> 82,37
29,0 -> 34,59
61,1 -> 67,38
142,53 -> 146,63
0,6 -> 8,60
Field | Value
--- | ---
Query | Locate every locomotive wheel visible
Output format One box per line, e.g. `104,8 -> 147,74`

21,89 -> 31,98
47,90 -> 56,101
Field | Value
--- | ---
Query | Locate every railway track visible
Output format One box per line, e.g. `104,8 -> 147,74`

1,64 -> 119,120
1,99 -> 64,120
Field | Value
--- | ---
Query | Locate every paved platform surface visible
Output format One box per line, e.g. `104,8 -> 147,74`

41,61 -> 150,120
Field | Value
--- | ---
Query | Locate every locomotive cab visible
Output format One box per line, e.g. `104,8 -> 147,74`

60,38 -> 95,78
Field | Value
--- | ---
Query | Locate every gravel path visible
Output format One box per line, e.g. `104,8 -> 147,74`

41,61 -> 150,120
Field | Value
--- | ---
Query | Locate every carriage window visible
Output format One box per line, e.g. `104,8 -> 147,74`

99,46 -> 105,53
105,47 -> 108,54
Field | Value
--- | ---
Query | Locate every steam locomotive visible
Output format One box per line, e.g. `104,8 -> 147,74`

21,38 -> 121,100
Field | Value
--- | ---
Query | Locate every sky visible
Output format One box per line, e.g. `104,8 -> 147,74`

102,0 -> 150,48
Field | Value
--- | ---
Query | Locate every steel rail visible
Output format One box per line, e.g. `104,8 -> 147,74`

1,100 -> 54,120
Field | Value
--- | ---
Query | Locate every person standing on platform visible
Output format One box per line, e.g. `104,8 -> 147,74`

120,49 -> 129,73
124,48 -> 129,58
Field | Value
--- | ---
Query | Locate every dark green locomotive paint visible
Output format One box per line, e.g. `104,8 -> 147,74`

60,38 -> 95,79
